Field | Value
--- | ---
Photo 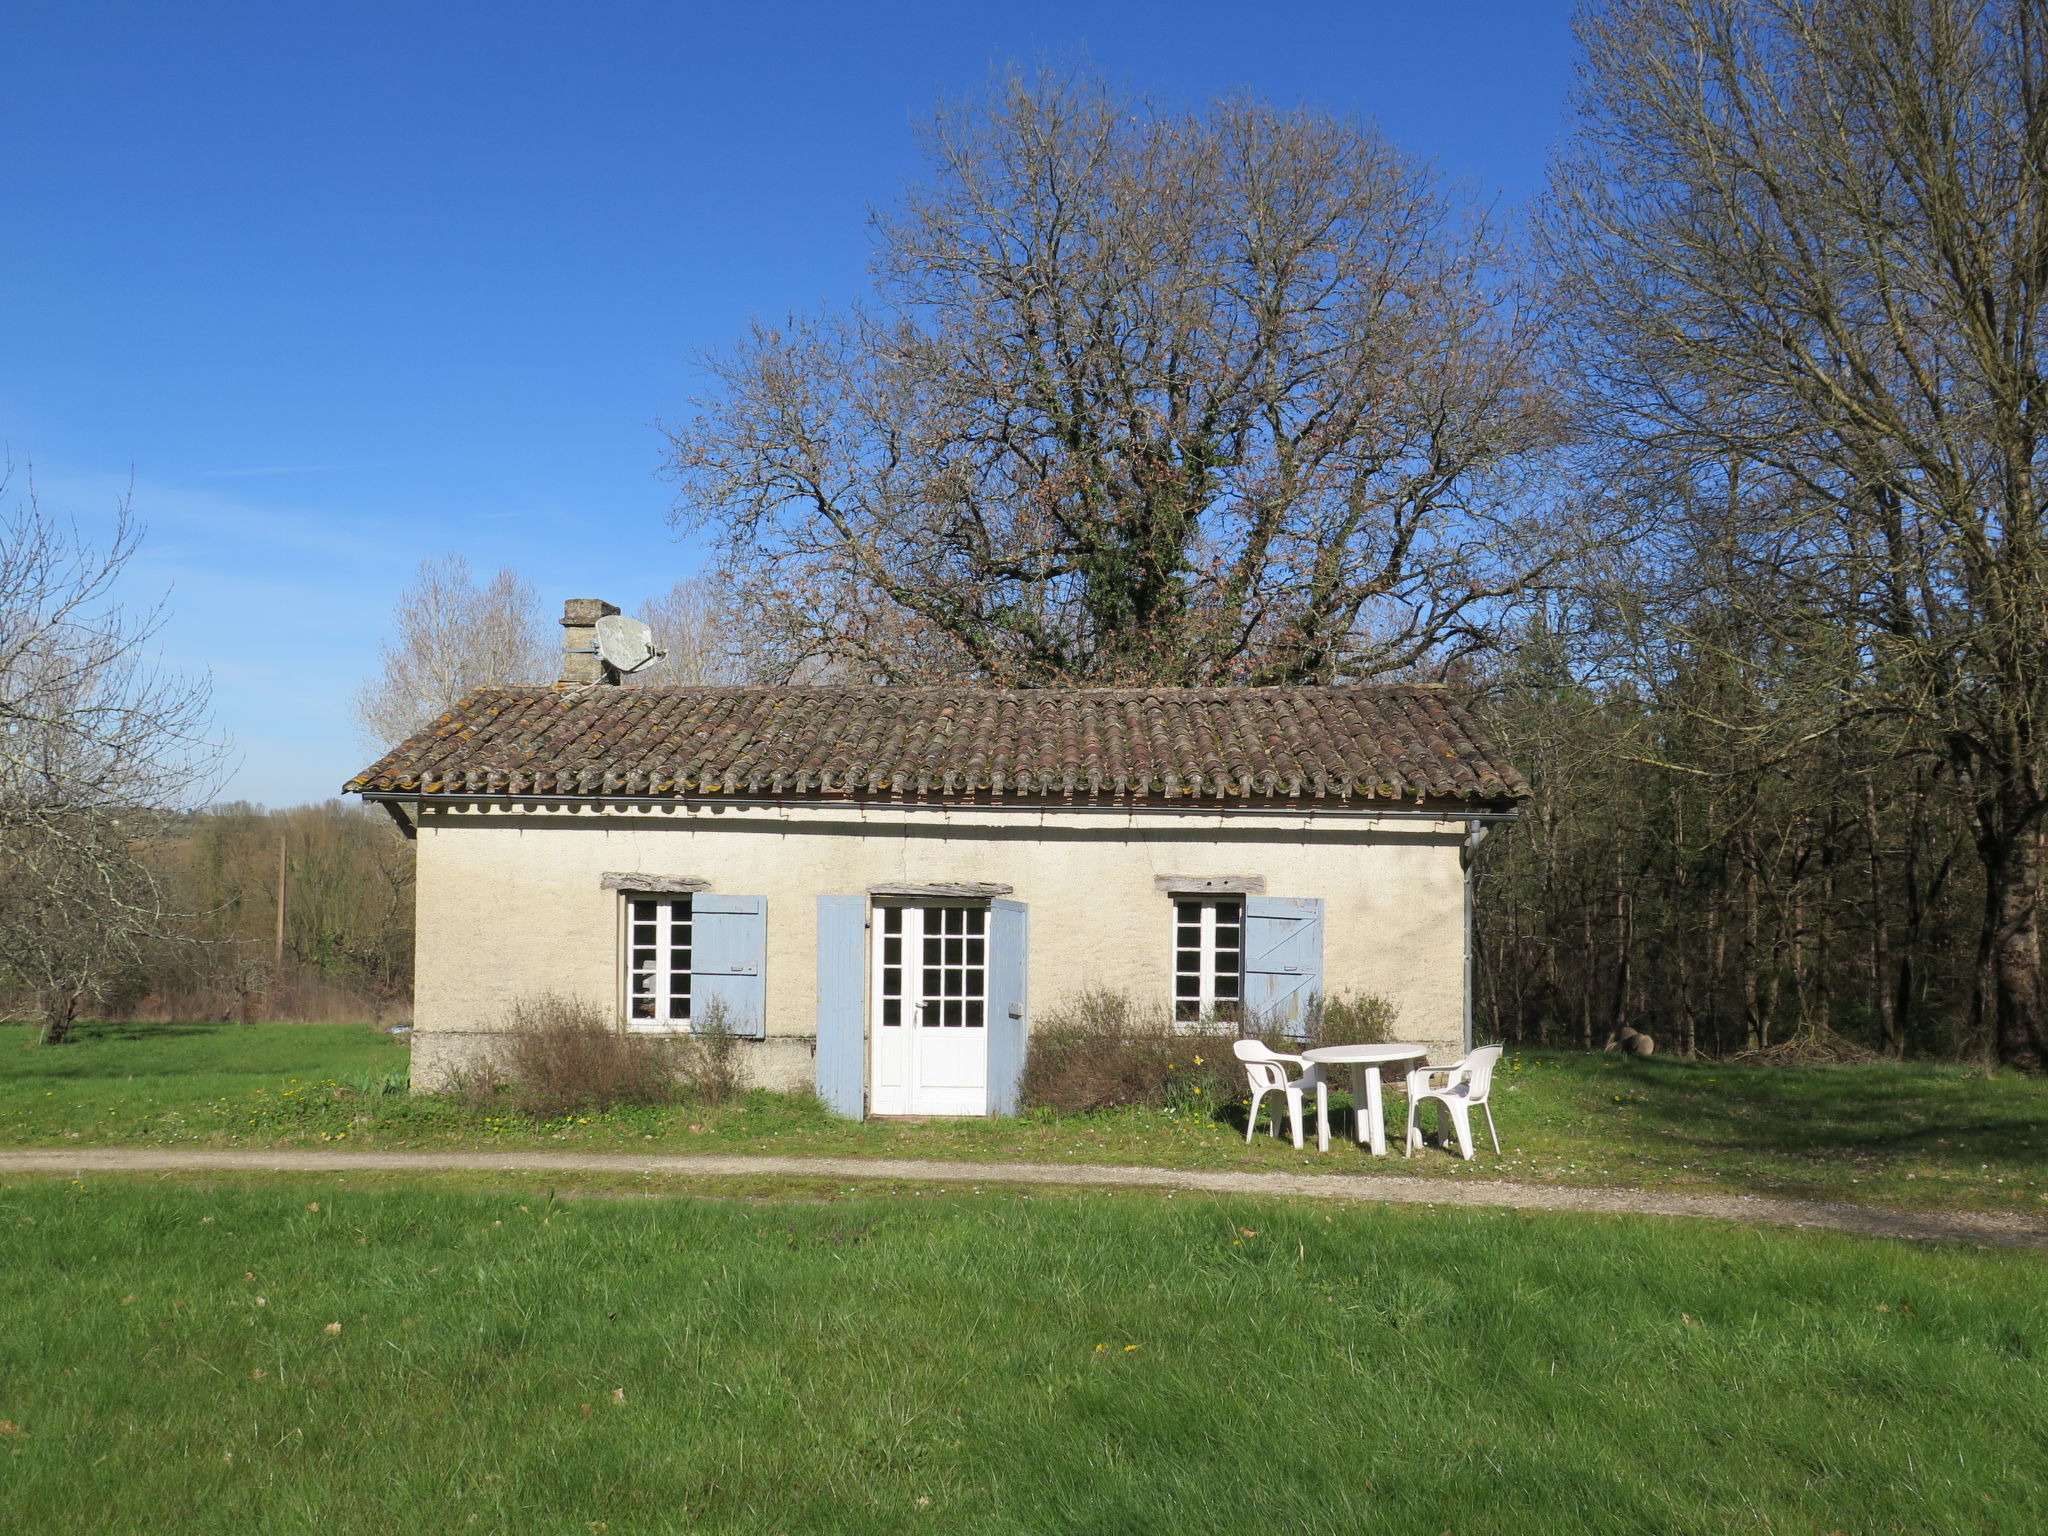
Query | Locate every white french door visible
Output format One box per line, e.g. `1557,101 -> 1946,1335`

868,903 -> 990,1115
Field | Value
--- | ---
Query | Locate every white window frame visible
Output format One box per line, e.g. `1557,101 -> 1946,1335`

1174,896 -> 1244,1024
623,893 -> 693,1032
874,901 -> 989,1030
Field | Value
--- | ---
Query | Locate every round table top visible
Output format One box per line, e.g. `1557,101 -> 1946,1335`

1299,1041 -> 1434,1065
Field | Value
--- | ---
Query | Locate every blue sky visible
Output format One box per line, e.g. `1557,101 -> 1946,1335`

2,1 -> 1579,806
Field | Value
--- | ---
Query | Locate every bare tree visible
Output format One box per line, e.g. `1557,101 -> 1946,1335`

1551,0 -> 2048,1066
0,467 -> 219,1043
354,556 -> 552,746
665,71 -> 1572,687
631,575 -> 763,686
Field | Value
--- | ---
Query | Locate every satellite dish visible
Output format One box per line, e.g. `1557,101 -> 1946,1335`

594,614 -> 663,675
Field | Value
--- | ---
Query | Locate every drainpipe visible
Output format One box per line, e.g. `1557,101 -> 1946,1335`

1462,821 -> 1490,1052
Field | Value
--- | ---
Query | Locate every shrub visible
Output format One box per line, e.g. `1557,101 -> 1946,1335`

1020,988 -> 1239,1115
493,992 -> 682,1117
672,999 -> 746,1107
1019,987 -> 1406,1116
1300,990 -> 1400,1048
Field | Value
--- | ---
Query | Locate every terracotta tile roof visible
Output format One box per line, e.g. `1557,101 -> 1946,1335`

343,685 -> 1530,806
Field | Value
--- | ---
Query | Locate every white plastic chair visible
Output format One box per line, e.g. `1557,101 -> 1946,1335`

1233,1039 -> 1326,1151
1404,1045 -> 1504,1160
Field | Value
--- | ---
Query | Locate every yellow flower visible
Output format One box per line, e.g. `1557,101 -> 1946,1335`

1191,1087 -> 1202,1095
1193,1055 -> 1204,1065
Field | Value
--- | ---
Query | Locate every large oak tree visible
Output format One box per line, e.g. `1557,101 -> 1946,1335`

665,73 -> 1568,687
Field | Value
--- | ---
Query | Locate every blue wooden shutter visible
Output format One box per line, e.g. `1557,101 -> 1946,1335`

815,895 -> 868,1118
986,899 -> 1029,1116
1243,896 -> 1324,1035
690,895 -> 766,1038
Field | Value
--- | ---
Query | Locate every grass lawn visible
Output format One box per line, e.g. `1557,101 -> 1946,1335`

0,1178 -> 2042,1535
3,1023 -> 2046,1214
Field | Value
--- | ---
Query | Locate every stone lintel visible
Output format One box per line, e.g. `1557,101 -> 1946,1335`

601,872 -> 711,894
1153,875 -> 1267,895
867,881 -> 1015,899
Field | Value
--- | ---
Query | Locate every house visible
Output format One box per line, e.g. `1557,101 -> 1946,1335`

344,600 -> 1529,1117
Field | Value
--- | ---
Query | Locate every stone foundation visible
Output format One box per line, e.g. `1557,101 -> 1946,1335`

407,1030 -> 819,1097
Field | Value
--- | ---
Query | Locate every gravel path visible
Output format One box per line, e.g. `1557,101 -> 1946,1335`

3,1147 -> 2043,1250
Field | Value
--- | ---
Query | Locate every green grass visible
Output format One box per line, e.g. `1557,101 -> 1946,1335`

4,1024 -> 2046,1214
0,1178 -> 2041,1534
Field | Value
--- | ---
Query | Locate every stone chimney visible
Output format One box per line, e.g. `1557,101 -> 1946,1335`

558,598 -> 620,686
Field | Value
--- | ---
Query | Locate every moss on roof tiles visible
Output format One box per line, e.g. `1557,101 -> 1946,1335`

344,684 -> 1530,807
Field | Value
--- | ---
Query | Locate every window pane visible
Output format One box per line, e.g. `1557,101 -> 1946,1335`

923,968 -> 941,998
1215,975 -> 1240,999
965,999 -> 984,1028
882,965 -> 901,997
883,936 -> 901,965
944,937 -> 963,965
884,907 -> 902,934
943,999 -> 961,1026
625,894 -> 697,1031
883,998 -> 901,1026
1175,1000 -> 1198,1022
1176,902 -> 1198,923
965,908 -> 985,934
1176,976 -> 1201,999
1214,926 -> 1240,948
964,938 -> 984,966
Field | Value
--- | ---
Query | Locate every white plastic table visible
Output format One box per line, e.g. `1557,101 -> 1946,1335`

1299,1042 -> 1434,1155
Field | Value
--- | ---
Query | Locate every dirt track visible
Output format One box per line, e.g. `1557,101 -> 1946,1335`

4,1146 -> 2044,1250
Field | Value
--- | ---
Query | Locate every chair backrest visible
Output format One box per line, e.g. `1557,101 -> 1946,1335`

1461,1045 -> 1504,1101
1233,1037 -> 1297,1093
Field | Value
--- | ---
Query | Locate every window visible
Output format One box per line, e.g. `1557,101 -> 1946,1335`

880,905 -> 904,1026
626,895 -> 692,1028
1174,897 -> 1243,1023
877,904 -> 987,1028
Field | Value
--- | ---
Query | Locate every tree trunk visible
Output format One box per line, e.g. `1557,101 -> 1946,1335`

1973,810 -> 2048,1070
1865,778 -> 1896,1057
35,990 -> 79,1047
1609,852 -> 1631,1036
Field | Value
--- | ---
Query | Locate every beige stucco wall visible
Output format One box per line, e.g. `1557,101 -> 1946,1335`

404,799 -> 1473,1097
